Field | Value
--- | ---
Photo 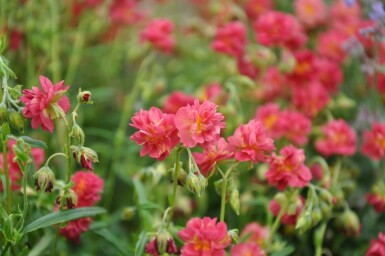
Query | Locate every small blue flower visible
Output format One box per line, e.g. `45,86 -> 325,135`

369,1 -> 385,20
345,0 -> 355,7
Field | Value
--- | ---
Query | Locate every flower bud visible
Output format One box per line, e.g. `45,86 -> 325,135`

336,209 -> 360,236
121,207 -> 136,221
320,202 -> 332,219
319,189 -> 333,205
70,123 -> 85,145
71,146 -> 99,171
34,166 -> 55,192
145,230 -> 178,255
311,207 -> 323,224
185,172 -> 207,197
295,212 -> 312,233
0,105 -> 7,124
56,189 -> 78,209
230,189 -> 240,216
228,229 -> 239,244
77,90 -> 92,103
8,109 -> 24,133
249,45 -> 276,68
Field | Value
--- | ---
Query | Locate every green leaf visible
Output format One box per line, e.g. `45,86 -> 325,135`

137,202 -> 163,212
0,36 -> 5,54
0,205 -> 8,220
18,136 -> 48,150
23,207 -> 106,234
271,246 -> 295,256
28,233 -> 52,256
3,64 -> 17,79
135,231 -> 148,256
93,228 -> 130,255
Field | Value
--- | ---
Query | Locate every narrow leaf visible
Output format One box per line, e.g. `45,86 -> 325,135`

93,228 -> 130,255
135,231 -> 148,256
23,207 -> 106,234
19,136 -> 48,150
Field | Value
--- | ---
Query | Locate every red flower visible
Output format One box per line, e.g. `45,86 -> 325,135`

269,196 -> 305,225
277,110 -> 312,146
266,145 -> 312,190
240,222 -> 269,246
163,91 -> 196,114
140,19 -> 175,53
231,242 -> 266,256
367,193 -> 385,213
21,76 -> 70,133
212,21 -> 247,57
362,123 -> 385,161
366,233 -> 385,256
72,171 -> 104,207
59,217 -> 92,243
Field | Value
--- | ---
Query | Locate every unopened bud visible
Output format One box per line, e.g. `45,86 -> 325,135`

185,172 -> 207,197
230,189 -> 240,216
121,207 -> 136,221
228,229 -> 239,244
70,123 -> 85,145
77,90 -> 92,103
0,105 -> 7,124
71,146 -> 98,171
319,202 -> 332,219
311,207 -> 323,224
319,189 -> 333,205
56,189 -> 78,209
8,109 -> 24,132
34,166 -> 55,192
295,213 -> 312,233
336,210 -> 360,236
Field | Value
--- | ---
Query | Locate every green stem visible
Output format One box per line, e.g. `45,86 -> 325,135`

267,203 -> 286,247
314,221 -> 328,256
1,242 -> 11,256
16,162 -> 30,230
48,0 -> 61,82
45,153 -> 67,167
65,19 -> 85,86
332,159 -> 342,195
51,228 -> 59,256
103,52 -> 155,210
166,146 -> 182,228
2,138 -> 10,214
220,174 -> 228,222
65,125 -> 72,183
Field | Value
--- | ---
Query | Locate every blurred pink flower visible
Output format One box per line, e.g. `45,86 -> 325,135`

315,119 -> 356,156
254,11 -> 307,50
72,171 -> 104,207
366,233 -> 385,256
140,18 -> 175,53
254,103 -> 281,138
163,92 -> 196,114
21,76 -> 70,133
178,217 -> 231,256
243,0 -> 273,21
231,242 -> 266,256
257,68 -> 288,101
193,138 -> 233,176
269,196 -> 305,225
212,21 -> 247,57
228,120 -> 275,163
175,100 -> 225,148
59,217 -> 92,243
266,145 -> 312,190
109,0 -> 143,26
362,123 -> 385,160
237,56 -> 259,79
294,0 -> 328,28
277,110 -> 312,146
130,107 -> 179,160
240,222 -> 269,246
314,58 -> 343,94
367,193 -> 385,213
316,30 -> 349,63
202,83 -> 228,106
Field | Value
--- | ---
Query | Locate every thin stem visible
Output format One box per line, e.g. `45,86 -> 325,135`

51,227 -> 59,256
45,153 -> 67,167
1,242 -> 11,256
65,19 -> 85,86
2,138 -> 11,214
267,202 -> 287,247
315,221 -> 328,256
48,0 -> 61,82
220,174 -> 228,222
65,125 -> 72,183
332,159 -> 342,195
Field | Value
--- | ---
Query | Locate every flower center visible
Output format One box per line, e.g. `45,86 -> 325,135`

193,236 -> 211,251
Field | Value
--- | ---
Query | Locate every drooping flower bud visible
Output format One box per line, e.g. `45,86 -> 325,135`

0,105 -> 7,124
230,189 -> 240,216
145,230 -> 178,255
71,146 -> 98,171
228,229 -> 239,244
70,123 -> 85,145
185,172 -> 207,197
8,108 -> 24,132
56,189 -> 78,209
34,166 -> 55,192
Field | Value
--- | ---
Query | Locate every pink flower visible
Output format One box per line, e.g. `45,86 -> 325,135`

163,92 -> 196,114
266,145 -> 312,190
109,0 -> 143,26
230,242 -> 266,256
178,217 -> 231,256
175,100 -> 225,148
59,217 -> 92,243
362,123 -> 385,161
228,120 -> 275,163
277,110 -> 312,146
286,50 -> 317,86
201,83 -> 228,106
292,82 -> 330,117
254,11 -> 307,50
294,0 -> 328,28
315,119 -> 356,156
316,29 -> 349,63
254,103 -> 281,138
243,0 -> 273,21
256,68 -> 288,101
130,107 -> 179,160
212,21 -> 247,57
21,76 -> 70,133
366,233 -> 385,256
367,193 -> 385,213
72,171 -> 104,207
314,58 -> 343,94
240,222 -> 269,246
140,18 -> 175,53
193,138 -> 233,176
269,196 -> 305,225
237,56 -> 259,80
330,0 -> 361,25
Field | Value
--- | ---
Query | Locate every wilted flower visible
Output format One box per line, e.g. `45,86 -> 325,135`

228,120 -> 275,163
145,230 -> 178,256
178,217 -> 231,255
315,119 -> 356,156
21,76 -> 70,132
175,100 -> 225,148
56,189 -> 78,210
266,145 -> 312,190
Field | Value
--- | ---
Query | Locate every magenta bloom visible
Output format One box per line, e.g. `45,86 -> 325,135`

362,123 -> 385,161
163,91 -> 196,114
228,120 -> 275,163
367,193 -> 385,213
314,57 -> 343,94
316,29 -> 349,63
130,107 -> 179,160
266,145 -> 312,190
294,0 -> 328,28
254,11 -> 307,50
59,217 -> 92,243
277,110 -> 312,146
244,0 -> 273,21
366,233 -> 385,256
145,237 -> 178,256
240,222 -> 269,246
211,21 -> 247,57
315,119 -> 356,156
72,171 -> 104,207
140,18 -> 175,53
231,242 -> 266,256
21,76 -> 70,133
254,103 -> 281,138
175,100 -> 225,148
178,217 -> 231,256
193,138 -> 233,176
